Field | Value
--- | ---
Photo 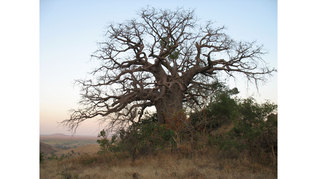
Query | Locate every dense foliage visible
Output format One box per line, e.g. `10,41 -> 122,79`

210,98 -> 277,163
97,83 -> 277,164
97,117 -> 176,161
190,82 -> 239,132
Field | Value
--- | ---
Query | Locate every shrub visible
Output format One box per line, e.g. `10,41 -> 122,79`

97,130 -> 119,154
118,119 -> 176,161
40,152 -> 44,163
233,99 -> 277,151
211,98 -> 277,163
190,84 -> 239,133
97,115 -> 176,161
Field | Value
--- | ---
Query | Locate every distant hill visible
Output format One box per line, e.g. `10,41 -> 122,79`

50,133 -> 67,136
40,142 -> 56,155
56,144 -> 99,156
40,134 -> 98,140
40,134 -> 98,151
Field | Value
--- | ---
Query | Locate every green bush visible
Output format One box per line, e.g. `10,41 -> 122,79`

211,98 -> 277,163
40,152 -> 44,163
233,98 -> 277,150
95,83 -> 277,164
97,130 -> 118,154
97,115 -> 176,161
190,83 -> 239,133
119,120 -> 176,161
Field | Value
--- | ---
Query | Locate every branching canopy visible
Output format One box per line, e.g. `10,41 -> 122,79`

63,7 -> 275,132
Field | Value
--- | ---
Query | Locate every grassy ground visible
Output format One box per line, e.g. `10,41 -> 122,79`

40,139 -> 97,150
40,147 -> 276,179
55,144 -> 99,156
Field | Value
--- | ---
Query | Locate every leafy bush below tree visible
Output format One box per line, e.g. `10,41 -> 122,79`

97,119 -> 176,161
96,83 -> 277,165
210,98 -> 277,164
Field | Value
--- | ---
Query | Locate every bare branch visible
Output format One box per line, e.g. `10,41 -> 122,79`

63,7 -> 275,130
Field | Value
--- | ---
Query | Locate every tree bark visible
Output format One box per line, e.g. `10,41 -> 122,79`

154,85 -> 183,124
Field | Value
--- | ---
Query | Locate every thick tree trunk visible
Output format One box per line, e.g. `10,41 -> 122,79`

154,86 -> 183,124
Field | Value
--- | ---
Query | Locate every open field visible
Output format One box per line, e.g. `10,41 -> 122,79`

40,137 -> 276,179
55,144 -> 99,156
40,104 -> 277,178
40,147 -> 276,179
40,134 -> 98,152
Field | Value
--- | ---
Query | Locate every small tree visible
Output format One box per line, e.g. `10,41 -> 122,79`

63,7 -> 275,131
40,152 -> 44,163
211,98 -> 277,163
96,129 -> 117,154
190,82 -> 239,133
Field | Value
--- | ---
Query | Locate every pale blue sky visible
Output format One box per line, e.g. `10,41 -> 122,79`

40,0 -> 277,135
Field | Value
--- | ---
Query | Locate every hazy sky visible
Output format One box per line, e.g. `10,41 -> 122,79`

40,0 -> 277,136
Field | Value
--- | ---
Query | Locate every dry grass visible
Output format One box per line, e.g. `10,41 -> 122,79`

40,147 -> 276,179
55,144 -> 99,156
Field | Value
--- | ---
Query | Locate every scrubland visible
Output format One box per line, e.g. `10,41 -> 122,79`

41,86 -> 277,178
40,146 -> 276,179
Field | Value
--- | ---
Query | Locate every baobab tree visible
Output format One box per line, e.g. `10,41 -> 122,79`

63,8 -> 275,131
